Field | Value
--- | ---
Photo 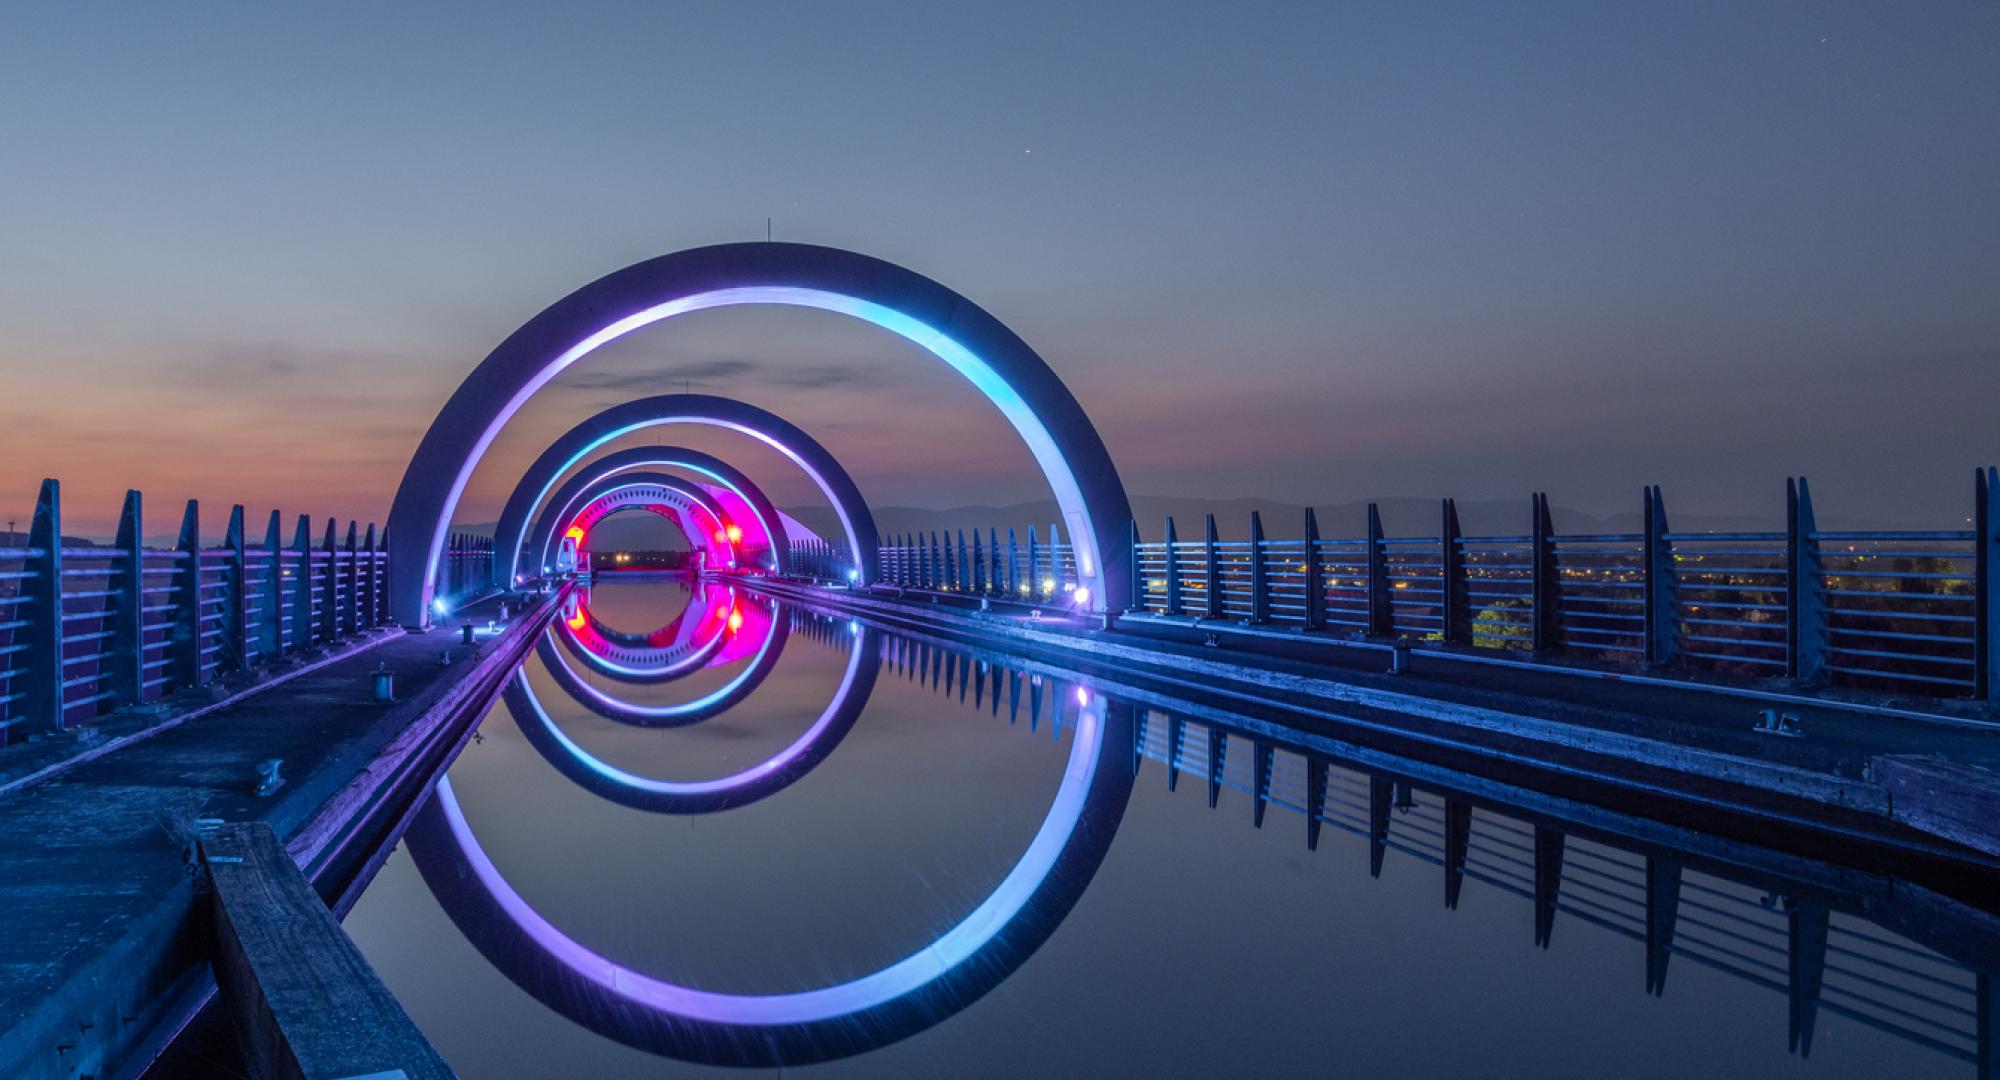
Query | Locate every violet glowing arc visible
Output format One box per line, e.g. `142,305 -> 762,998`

386,243 -> 1133,625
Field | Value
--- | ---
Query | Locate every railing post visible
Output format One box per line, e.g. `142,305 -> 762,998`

1126,519 -> 1142,613
989,527 -> 1002,597
378,527 -> 392,622
1302,508 -> 1325,631
1975,467 -> 1998,702
22,479 -> 66,732
1049,521 -> 1061,592
1366,503 -> 1391,637
290,515 -> 313,650
1531,492 -> 1562,655
360,524 -> 379,629
262,511 -> 284,658
1006,527 -> 1020,596
1442,498 -> 1468,646
171,500 -> 206,690
344,522 -> 360,637
110,490 -> 146,710
320,519 -> 340,641
1248,511 -> 1269,624
1163,517 -> 1182,615
1787,477 -> 1827,684
224,505 -> 249,674
970,529 -> 985,593
1025,527 -> 1039,598
1643,486 -> 1679,667
1203,514 -> 1222,620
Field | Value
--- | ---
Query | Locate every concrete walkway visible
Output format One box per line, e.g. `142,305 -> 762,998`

0,593 -> 552,1080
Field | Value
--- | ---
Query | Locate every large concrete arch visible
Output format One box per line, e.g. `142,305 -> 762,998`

546,472 -> 732,571
519,447 -> 789,583
490,397 -> 866,595
386,243 -> 1133,625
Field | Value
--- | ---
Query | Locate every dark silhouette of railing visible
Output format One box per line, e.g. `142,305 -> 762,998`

843,618 -> 1996,1073
0,479 -> 411,745
855,471 -> 1999,703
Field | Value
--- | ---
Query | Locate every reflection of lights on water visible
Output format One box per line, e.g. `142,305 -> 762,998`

848,620 -> 861,635
1074,686 -> 1091,707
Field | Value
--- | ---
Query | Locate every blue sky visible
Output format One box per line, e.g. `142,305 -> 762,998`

2,2 -> 1995,532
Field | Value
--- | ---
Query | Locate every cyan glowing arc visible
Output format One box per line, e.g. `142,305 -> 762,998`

387,243 -> 1133,625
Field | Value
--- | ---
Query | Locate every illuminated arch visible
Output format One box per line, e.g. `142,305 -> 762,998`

522,447 -> 789,582
386,242 -> 1133,625
555,473 -> 733,571
404,681 -> 1136,1064
493,396 -> 867,595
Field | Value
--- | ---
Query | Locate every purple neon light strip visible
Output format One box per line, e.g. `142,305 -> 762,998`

434,694 -> 1102,1024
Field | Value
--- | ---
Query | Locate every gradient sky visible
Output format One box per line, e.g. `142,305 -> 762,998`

2,3 -> 1996,535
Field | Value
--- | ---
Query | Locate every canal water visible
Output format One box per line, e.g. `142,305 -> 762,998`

340,577 -> 1986,1079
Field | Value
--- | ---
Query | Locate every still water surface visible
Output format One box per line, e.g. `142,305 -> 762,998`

343,578 -> 1989,1078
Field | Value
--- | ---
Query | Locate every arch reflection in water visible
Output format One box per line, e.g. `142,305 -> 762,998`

543,604 -> 791,733
554,581 -> 757,685
404,616 -> 1136,1065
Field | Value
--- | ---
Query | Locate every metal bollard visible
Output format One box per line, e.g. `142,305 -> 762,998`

255,758 -> 285,796
1389,643 -> 1411,675
372,663 -> 395,702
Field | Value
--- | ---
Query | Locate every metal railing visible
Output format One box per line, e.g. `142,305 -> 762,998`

1113,473 -> 1999,702
0,479 -> 397,745
870,523 -> 1081,603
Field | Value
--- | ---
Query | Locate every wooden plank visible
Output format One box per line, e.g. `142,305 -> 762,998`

202,821 -> 455,1080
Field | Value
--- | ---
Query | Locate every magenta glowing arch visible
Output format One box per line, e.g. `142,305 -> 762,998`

559,474 -> 734,570
387,243 -> 1133,626
523,445 -> 790,584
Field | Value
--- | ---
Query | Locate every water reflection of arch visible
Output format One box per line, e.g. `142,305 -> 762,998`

526,447 -> 790,580
404,646 -> 1136,1065
541,605 -> 788,727
555,581 -> 745,683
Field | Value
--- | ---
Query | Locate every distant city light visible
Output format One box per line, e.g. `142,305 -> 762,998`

432,598 -> 450,616
727,610 -> 744,633
725,524 -> 743,544
1072,586 -> 1091,608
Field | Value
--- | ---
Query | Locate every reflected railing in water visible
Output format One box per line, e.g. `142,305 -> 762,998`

402,588 -> 1996,1074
